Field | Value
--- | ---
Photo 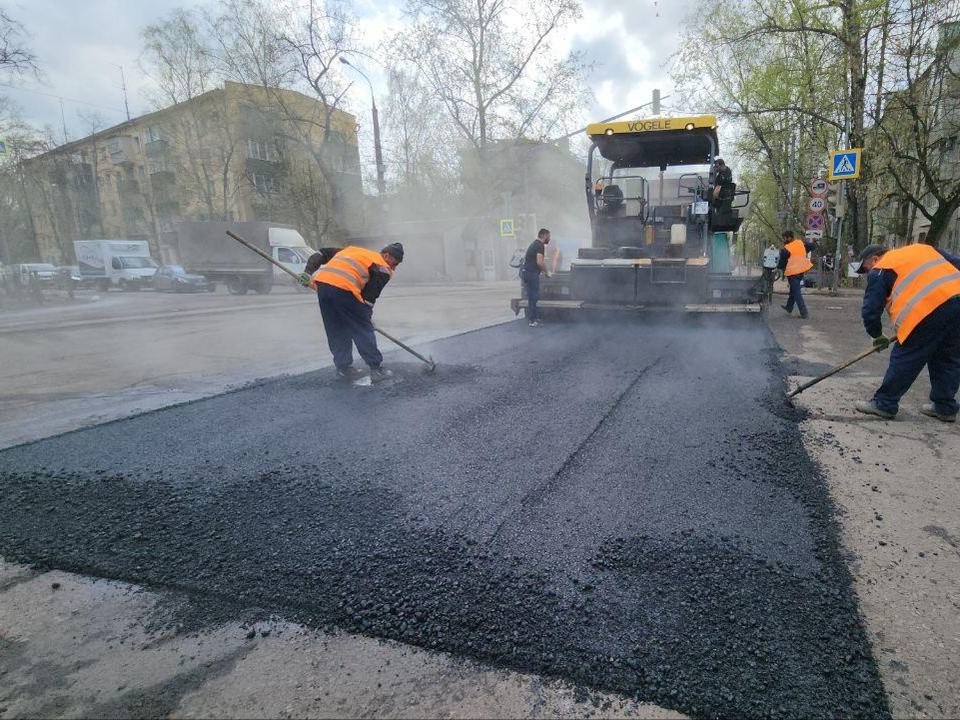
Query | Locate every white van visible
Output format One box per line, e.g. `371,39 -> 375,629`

74,240 -> 159,291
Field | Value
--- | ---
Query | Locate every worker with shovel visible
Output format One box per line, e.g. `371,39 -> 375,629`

305,243 -> 405,383
854,243 -> 960,421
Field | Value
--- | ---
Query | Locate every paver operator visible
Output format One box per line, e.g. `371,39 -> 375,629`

302,243 -> 405,383
778,230 -> 816,319
853,243 -> 960,422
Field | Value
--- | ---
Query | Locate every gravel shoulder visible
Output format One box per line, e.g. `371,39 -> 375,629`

768,288 -> 960,718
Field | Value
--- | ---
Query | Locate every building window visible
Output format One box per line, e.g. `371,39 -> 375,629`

249,172 -> 279,194
145,126 -> 162,143
247,139 -> 279,162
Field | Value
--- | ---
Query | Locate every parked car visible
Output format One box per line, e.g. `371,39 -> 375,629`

153,265 -> 215,293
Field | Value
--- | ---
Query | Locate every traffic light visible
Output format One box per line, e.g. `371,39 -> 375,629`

826,182 -> 844,219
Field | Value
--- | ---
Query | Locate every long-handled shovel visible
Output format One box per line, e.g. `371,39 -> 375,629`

786,339 -> 891,406
225,230 -> 437,374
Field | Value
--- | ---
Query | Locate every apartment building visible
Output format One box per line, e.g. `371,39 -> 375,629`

19,81 -> 362,263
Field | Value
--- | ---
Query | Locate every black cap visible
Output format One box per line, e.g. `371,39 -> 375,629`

382,242 -> 404,263
854,244 -> 886,274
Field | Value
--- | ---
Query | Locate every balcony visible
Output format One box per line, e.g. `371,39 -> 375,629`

107,136 -> 139,167
117,178 -> 140,195
144,139 -> 171,158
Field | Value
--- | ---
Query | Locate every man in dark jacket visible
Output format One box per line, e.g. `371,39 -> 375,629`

853,243 -> 960,421
521,228 -> 551,326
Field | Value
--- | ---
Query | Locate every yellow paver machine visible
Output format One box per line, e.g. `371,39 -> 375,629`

512,115 -> 767,316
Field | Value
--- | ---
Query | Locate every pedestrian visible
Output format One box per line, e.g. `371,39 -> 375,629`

853,243 -> 960,421
302,243 -> 404,383
778,230 -> 815,319
521,228 -> 551,326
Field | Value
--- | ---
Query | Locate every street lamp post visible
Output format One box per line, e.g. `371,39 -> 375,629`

340,57 -> 385,196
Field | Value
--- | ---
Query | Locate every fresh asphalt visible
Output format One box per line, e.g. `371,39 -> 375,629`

0,317 -> 888,718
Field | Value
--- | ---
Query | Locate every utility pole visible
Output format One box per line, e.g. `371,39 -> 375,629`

119,65 -> 131,121
831,114 -> 852,294
785,130 -> 796,230
339,57 -> 386,196
59,99 -> 68,145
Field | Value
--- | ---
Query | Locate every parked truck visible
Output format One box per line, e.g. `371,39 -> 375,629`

160,221 -> 315,295
74,240 -> 159,292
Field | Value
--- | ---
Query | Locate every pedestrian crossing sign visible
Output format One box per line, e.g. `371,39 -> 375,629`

828,148 -> 861,180
500,219 -> 514,237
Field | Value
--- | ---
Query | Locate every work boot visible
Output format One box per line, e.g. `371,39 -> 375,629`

369,367 -> 394,384
919,403 -> 957,423
336,366 -> 365,381
781,304 -> 792,314
855,400 -> 895,419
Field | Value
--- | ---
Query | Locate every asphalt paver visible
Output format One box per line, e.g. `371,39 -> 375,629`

0,318 -> 888,718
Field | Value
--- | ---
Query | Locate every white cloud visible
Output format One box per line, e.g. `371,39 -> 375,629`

2,0 -> 697,142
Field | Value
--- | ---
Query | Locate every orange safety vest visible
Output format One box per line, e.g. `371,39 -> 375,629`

874,244 -> 960,343
310,246 -> 392,304
784,239 -> 813,276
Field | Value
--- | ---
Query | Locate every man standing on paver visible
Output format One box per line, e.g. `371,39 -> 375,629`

778,230 -> 815,319
522,228 -> 551,327
853,243 -> 960,421
307,243 -> 404,383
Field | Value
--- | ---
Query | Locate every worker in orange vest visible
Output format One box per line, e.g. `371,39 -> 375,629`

777,229 -> 816,319
302,243 -> 404,383
853,243 -> 960,421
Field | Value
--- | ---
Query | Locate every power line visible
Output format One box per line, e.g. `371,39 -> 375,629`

0,82 -> 126,115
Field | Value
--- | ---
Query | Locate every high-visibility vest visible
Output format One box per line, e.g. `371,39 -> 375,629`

874,244 -> 960,343
784,239 -> 813,276
311,246 -> 391,304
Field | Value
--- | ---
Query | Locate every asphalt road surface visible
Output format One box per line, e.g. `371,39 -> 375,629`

0,317 -> 888,718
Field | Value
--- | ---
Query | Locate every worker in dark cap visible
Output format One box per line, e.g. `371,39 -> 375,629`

302,242 -> 404,383
853,242 -> 960,421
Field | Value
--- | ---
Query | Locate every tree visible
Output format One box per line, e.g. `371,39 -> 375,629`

873,3 -> 960,247
675,0 -> 891,251
0,8 -> 38,78
140,8 -> 215,106
381,67 -> 459,203
394,0 -> 588,152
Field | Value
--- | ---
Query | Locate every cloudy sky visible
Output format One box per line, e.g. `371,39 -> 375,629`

3,0 -> 694,145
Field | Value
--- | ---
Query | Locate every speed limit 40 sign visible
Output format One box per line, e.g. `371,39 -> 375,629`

808,197 -> 827,214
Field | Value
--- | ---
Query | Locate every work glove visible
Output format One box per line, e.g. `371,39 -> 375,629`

296,272 -> 311,287
872,336 -> 890,351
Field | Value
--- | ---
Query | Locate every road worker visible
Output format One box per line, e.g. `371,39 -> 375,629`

778,230 -> 816,319
301,243 -> 404,383
853,243 -> 960,421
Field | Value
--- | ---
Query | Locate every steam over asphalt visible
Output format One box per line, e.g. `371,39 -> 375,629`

0,319 -> 887,718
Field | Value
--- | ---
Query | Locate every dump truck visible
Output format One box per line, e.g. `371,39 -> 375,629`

159,221 -> 315,295
512,115 -> 765,316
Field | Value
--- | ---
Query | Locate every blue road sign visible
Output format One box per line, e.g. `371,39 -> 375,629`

828,148 -> 861,180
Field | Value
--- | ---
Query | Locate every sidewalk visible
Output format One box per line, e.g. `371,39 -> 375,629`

768,291 -> 960,718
